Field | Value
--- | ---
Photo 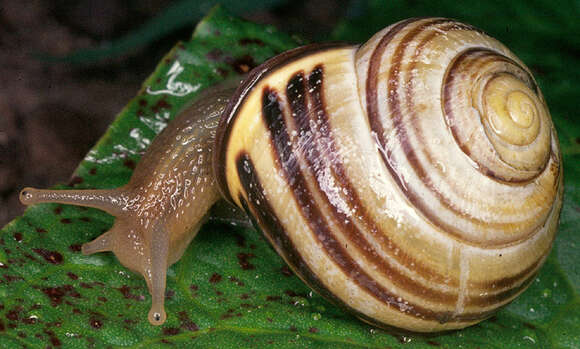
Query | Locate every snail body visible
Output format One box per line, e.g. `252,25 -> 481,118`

20,18 -> 563,332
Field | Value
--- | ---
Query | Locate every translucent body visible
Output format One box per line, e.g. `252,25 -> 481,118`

20,83 -> 237,325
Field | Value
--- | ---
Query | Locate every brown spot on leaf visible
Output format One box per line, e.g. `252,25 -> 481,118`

44,329 -> 61,347
6,308 -> 20,321
228,276 -> 244,287
90,318 -> 103,329
80,217 -> 91,222
24,253 -> 37,262
240,303 -> 257,311
60,218 -> 72,224
54,207 -> 62,215
36,228 -> 47,233
69,176 -> 83,185
118,285 -> 145,301
151,99 -> 171,113
284,290 -> 306,298
178,311 -> 199,332
266,296 -> 281,301
69,244 -> 82,252
89,168 -> 97,175
236,252 -> 255,270
123,159 -> 136,169
166,289 -> 175,300
163,327 -> 180,336
33,248 -> 63,264
42,285 -> 80,306
427,340 -> 441,346
13,232 -> 22,242
67,272 -> 78,280
309,327 -> 319,333
209,273 -> 222,284
220,309 -> 236,320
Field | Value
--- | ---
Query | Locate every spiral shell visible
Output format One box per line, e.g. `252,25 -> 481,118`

214,18 -> 563,332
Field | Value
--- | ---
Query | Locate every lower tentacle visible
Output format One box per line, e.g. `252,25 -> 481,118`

82,231 -> 114,255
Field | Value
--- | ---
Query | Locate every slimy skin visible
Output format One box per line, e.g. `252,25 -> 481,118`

20,82 -> 239,325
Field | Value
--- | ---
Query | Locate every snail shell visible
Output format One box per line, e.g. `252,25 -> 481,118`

20,18 -> 562,332
214,18 -> 563,332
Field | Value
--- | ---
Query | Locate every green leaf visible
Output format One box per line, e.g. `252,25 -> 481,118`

1,3 -> 578,348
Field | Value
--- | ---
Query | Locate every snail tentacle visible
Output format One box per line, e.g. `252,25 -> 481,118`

19,187 -> 129,216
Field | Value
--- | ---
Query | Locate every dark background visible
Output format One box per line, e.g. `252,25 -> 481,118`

0,0 -> 577,227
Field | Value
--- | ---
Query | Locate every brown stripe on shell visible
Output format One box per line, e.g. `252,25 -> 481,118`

403,29 -> 549,234
235,152 -> 489,329
465,192 -> 559,298
441,47 -> 558,247
364,19 -> 553,297
365,17 -> 423,140
385,20 -> 484,244
367,19 -> 550,247
214,43 -> 351,203
366,19 -> 456,243
290,66 -> 459,302
235,153 -> 336,301
257,73 -> 488,324
442,48 -> 548,182
467,270 -> 539,308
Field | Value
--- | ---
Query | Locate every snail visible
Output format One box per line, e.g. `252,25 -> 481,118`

19,17 -> 563,333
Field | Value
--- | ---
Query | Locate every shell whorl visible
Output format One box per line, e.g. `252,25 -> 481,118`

214,18 -> 562,332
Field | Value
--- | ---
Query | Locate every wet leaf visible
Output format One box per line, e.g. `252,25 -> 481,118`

1,3 -> 578,348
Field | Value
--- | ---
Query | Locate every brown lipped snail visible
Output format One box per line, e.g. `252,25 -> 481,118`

19,17 -> 563,332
